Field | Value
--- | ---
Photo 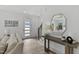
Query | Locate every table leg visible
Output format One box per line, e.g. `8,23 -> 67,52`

44,38 -> 46,52
69,47 -> 73,54
65,46 -> 70,54
65,46 -> 73,54
47,39 -> 50,53
48,40 -> 50,50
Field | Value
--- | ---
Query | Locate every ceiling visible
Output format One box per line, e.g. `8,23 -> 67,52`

0,5 -> 77,17
0,5 -> 48,15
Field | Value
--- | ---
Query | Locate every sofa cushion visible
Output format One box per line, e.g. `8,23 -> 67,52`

0,42 -> 7,54
1,35 -> 9,43
5,33 -> 17,53
0,34 -> 5,41
15,33 -> 22,42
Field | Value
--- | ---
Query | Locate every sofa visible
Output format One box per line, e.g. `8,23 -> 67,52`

0,33 -> 24,54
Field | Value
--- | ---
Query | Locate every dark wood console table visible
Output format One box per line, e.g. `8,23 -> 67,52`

43,34 -> 79,54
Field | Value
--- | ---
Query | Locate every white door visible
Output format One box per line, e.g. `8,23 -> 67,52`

24,19 -> 31,38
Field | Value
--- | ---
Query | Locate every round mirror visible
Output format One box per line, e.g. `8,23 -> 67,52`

50,14 -> 66,35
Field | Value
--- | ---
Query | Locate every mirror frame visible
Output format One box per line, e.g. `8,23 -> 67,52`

50,13 -> 67,35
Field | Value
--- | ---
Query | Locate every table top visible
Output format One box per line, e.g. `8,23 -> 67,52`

43,34 -> 79,48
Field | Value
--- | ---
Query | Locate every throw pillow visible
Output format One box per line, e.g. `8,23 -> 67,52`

0,42 -> 7,54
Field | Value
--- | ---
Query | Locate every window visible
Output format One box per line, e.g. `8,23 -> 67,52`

5,20 -> 18,27
24,20 -> 31,37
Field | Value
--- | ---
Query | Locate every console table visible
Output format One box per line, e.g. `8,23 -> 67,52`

43,34 -> 79,54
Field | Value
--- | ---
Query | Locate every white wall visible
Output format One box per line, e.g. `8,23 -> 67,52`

0,11 -> 24,38
0,10 -> 41,39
